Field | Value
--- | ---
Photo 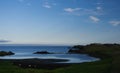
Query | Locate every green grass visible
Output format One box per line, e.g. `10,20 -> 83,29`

0,61 -> 49,73
69,43 -> 120,73
54,59 -> 112,73
0,58 -> 112,73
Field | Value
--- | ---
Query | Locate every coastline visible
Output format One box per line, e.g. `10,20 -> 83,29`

0,58 -> 70,69
0,43 -> 120,73
68,43 -> 120,73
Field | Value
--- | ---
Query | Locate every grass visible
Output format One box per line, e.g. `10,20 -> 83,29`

0,58 -> 112,73
55,59 -> 112,73
68,43 -> 120,73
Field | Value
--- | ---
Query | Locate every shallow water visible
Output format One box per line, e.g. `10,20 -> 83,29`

0,45 -> 99,63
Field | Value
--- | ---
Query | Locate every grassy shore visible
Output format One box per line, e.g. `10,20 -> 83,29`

0,58 -> 112,73
69,43 -> 120,73
0,43 -> 120,73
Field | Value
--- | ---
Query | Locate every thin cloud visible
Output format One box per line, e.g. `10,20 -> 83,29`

64,7 -> 104,16
89,16 -> 100,23
63,1 -> 104,16
0,40 -> 10,43
64,8 -> 81,13
96,7 -> 102,10
96,7 -> 104,15
95,1 -> 104,15
43,4 -> 51,8
109,20 -> 120,26
42,1 -> 56,9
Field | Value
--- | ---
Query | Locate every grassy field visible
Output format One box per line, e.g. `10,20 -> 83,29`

71,43 -> 120,73
0,43 -> 120,73
0,58 -> 112,73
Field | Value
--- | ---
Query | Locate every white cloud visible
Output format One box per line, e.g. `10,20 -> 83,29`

89,16 -> 100,22
64,8 -> 81,13
109,21 -> 120,26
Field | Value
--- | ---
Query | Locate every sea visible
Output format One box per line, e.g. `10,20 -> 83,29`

0,45 -> 99,63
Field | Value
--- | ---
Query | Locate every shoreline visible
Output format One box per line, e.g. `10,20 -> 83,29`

0,43 -> 119,73
0,58 -> 71,69
0,55 -> 100,69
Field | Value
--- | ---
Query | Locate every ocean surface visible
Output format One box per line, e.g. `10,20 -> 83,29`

0,45 -> 99,63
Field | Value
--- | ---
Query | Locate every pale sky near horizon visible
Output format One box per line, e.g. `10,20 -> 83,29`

0,0 -> 120,45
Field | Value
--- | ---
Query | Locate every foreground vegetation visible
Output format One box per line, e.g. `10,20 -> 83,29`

69,43 -> 120,73
0,58 -> 111,73
0,43 -> 120,73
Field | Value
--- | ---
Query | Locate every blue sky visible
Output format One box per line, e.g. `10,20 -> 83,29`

0,0 -> 120,45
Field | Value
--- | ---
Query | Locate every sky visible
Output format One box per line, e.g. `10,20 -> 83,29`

0,0 -> 120,45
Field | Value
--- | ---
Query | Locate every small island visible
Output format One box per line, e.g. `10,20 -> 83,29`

33,51 -> 53,54
0,51 -> 15,56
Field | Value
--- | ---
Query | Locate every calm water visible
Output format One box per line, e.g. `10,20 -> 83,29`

0,45 -> 99,63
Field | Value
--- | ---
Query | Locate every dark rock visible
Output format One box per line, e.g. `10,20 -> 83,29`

72,45 -> 84,49
68,49 -> 82,54
0,51 -> 15,56
34,51 -> 53,54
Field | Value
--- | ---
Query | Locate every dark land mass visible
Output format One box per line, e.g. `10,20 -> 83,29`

0,51 -> 14,56
0,58 -> 70,70
34,51 -> 53,54
68,43 -> 120,73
